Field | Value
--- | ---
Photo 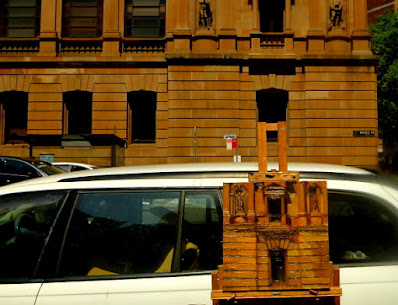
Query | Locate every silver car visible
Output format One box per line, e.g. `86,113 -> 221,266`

0,162 -> 397,305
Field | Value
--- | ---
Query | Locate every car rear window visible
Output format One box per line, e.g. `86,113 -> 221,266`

32,161 -> 65,175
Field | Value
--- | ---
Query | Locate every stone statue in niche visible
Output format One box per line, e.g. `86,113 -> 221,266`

308,184 -> 321,213
231,184 -> 248,218
328,0 -> 345,31
199,0 -> 213,29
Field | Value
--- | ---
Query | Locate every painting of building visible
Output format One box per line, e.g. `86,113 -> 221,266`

212,123 -> 341,304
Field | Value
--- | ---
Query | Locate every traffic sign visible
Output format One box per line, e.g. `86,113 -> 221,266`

226,138 -> 238,150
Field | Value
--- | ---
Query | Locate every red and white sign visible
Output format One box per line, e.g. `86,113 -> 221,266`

226,138 -> 238,150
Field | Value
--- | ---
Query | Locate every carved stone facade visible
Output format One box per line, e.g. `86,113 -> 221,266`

0,0 -> 378,168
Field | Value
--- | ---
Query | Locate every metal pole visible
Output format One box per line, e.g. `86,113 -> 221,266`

194,127 -> 197,163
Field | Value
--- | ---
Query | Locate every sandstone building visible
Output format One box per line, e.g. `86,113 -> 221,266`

0,0 -> 378,168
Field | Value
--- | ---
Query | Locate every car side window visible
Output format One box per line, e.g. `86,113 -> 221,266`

3,160 -> 39,178
181,190 -> 222,271
71,165 -> 85,172
59,191 -> 181,277
0,191 -> 67,280
328,191 -> 398,265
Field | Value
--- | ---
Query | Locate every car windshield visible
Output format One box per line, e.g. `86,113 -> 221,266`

31,161 -> 65,175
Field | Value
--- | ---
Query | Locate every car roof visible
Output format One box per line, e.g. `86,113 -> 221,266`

0,162 -> 374,190
52,162 -> 97,168
0,156 -> 42,162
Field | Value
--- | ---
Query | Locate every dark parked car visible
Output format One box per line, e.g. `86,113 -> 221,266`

0,156 -> 65,186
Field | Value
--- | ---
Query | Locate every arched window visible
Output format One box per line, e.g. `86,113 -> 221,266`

125,0 -> 166,37
0,0 -> 41,38
259,0 -> 285,32
63,91 -> 92,135
256,89 -> 288,141
0,91 -> 28,144
62,0 -> 103,38
128,90 -> 157,143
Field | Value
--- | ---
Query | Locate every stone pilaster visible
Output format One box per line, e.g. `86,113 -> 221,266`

307,0 -> 326,54
352,0 -> 372,55
102,0 -> 122,56
38,0 -> 58,56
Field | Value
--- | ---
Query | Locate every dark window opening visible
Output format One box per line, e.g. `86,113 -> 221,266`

270,248 -> 286,282
256,89 -> 288,142
268,197 -> 282,222
0,0 -> 41,38
0,91 -> 28,144
128,90 -> 157,143
62,0 -> 103,38
63,91 -> 92,135
125,0 -> 166,38
259,0 -> 285,32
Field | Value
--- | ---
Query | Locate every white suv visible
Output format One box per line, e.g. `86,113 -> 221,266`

0,162 -> 397,305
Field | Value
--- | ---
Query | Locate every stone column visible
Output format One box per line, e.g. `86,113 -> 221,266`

166,0 -> 178,33
102,0 -> 121,56
170,0 -> 191,53
285,0 -> 291,30
219,0 -> 236,51
176,0 -> 190,29
307,0 -> 326,54
352,0 -> 372,55
252,0 -> 259,31
38,0 -> 58,56
284,0 -> 294,50
251,0 -> 261,50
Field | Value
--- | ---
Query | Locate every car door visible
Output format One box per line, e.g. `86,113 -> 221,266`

0,190 -> 69,305
35,189 -> 222,305
327,181 -> 398,305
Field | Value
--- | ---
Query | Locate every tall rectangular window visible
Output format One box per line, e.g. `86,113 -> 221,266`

62,0 -> 103,38
270,249 -> 286,283
128,91 -> 157,143
63,91 -> 92,135
259,0 -> 285,32
125,0 -> 166,38
0,0 -> 41,38
0,91 -> 28,144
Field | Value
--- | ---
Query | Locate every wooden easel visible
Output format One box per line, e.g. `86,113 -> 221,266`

211,122 -> 341,305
